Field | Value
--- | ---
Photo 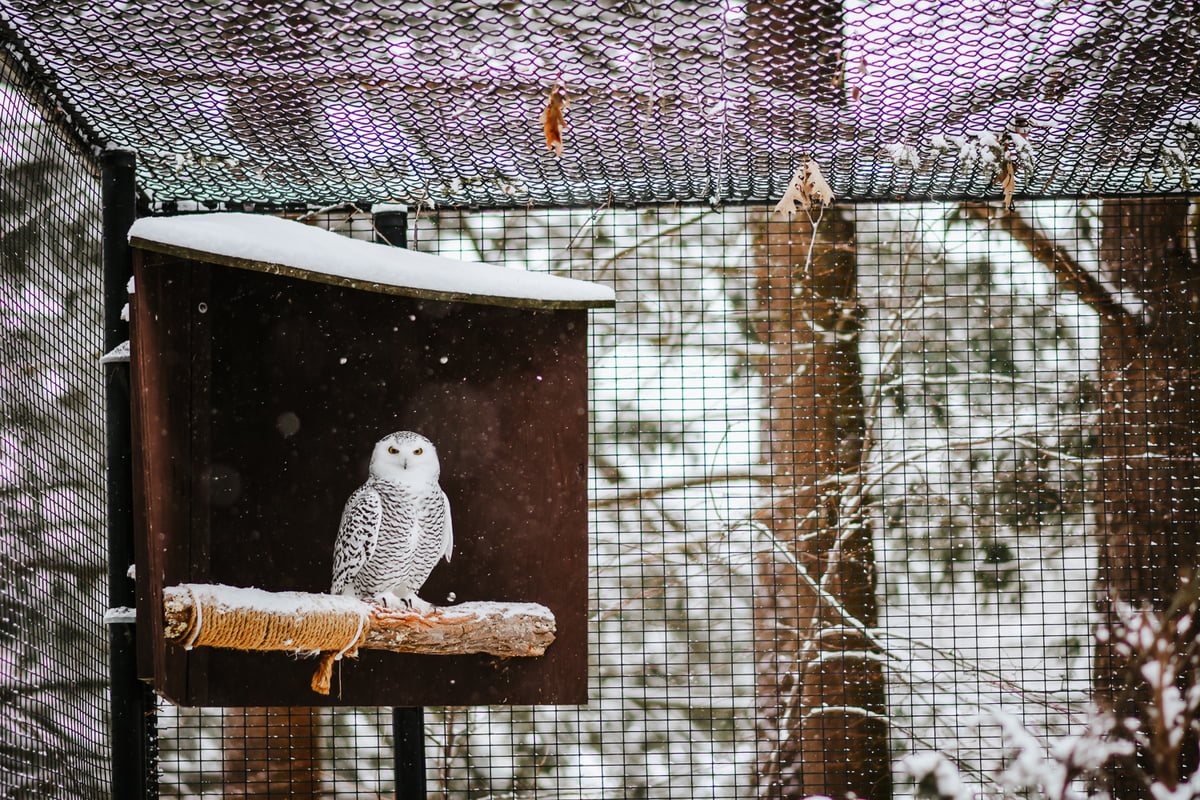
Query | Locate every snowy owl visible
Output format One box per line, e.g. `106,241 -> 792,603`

331,431 -> 453,612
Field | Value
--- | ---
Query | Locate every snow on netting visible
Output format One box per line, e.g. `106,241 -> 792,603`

0,1 -> 1198,208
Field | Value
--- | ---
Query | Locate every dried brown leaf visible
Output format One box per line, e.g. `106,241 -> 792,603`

806,160 -> 835,206
998,160 -> 1017,210
540,83 -> 569,157
772,169 -> 807,217
772,160 -> 836,218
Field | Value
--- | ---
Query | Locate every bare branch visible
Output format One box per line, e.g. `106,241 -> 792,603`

590,470 -> 772,509
962,203 -> 1145,343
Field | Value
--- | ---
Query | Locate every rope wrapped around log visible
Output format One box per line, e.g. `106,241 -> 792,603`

162,584 -> 557,694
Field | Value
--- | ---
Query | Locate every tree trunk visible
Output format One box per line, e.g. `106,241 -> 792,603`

744,0 -> 845,104
1095,198 -> 1200,799
222,707 -> 321,799
752,208 -> 890,800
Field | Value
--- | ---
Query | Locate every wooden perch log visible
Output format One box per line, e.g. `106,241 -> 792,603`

163,583 -> 557,658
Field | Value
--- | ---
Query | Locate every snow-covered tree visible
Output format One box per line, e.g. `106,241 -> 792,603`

859,203 -> 1100,787
410,206 -> 764,799
900,581 -> 1200,800
0,81 -> 109,797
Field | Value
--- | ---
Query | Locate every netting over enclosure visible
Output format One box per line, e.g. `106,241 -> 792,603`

1,2 -> 1199,800
1,1 -> 1199,208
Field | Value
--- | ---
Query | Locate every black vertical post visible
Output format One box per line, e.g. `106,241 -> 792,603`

393,707 -> 427,799
373,204 -> 408,249
372,205 -> 427,799
103,150 -> 157,799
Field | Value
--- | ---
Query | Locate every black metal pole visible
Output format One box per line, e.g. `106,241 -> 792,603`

393,706 -> 427,799
103,149 -> 157,799
371,205 -> 427,799
373,205 -> 408,249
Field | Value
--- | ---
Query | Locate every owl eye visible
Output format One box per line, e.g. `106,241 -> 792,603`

413,447 -> 424,455
387,446 -> 399,455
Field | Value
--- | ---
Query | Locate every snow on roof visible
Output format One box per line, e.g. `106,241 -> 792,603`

128,213 -> 615,310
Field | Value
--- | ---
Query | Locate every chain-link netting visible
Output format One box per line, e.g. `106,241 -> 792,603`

3,127 -> 1199,800
0,72 -> 109,796
0,4 -> 1198,799
0,1 -> 1198,208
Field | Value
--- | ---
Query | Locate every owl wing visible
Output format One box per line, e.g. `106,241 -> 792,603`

331,485 -> 382,595
439,489 -> 453,563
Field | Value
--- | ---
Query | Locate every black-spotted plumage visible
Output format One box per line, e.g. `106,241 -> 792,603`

331,431 -> 452,610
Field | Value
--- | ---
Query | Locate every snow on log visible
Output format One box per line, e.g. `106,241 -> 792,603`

163,583 -> 557,693
163,584 -> 557,657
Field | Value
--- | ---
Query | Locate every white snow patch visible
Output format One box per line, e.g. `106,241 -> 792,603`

129,213 -> 615,308
2,285 -> 63,323
104,607 -> 137,625
884,142 -> 922,170
901,752 -> 976,800
185,583 -> 368,617
100,340 -> 130,365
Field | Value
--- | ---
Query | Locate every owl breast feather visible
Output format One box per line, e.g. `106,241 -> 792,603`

335,478 -> 448,601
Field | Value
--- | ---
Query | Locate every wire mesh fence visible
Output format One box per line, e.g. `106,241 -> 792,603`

147,201 -> 1117,799
0,73 -> 109,796
0,21 -> 1199,800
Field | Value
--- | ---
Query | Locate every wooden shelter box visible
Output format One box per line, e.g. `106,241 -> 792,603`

127,212 -> 614,707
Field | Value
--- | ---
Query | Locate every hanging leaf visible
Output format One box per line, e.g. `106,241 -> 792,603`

998,160 -> 1017,210
541,82 -> 569,157
772,159 -> 836,218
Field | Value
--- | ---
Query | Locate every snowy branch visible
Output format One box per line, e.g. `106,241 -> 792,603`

589,469 -> 771,508
962,203 -> 1145,342
595,209 -> 717,279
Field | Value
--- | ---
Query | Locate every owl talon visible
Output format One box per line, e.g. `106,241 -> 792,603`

375,593 -> 434,615
398,594 -> 434,614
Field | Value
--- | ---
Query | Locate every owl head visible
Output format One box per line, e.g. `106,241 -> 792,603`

369,431 -> 441,484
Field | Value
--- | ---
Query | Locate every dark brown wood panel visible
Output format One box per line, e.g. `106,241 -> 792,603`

132,254 -> 590,707
132,251 -> 197,693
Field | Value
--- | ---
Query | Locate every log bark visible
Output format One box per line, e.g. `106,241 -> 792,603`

162,584 -> 556,658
